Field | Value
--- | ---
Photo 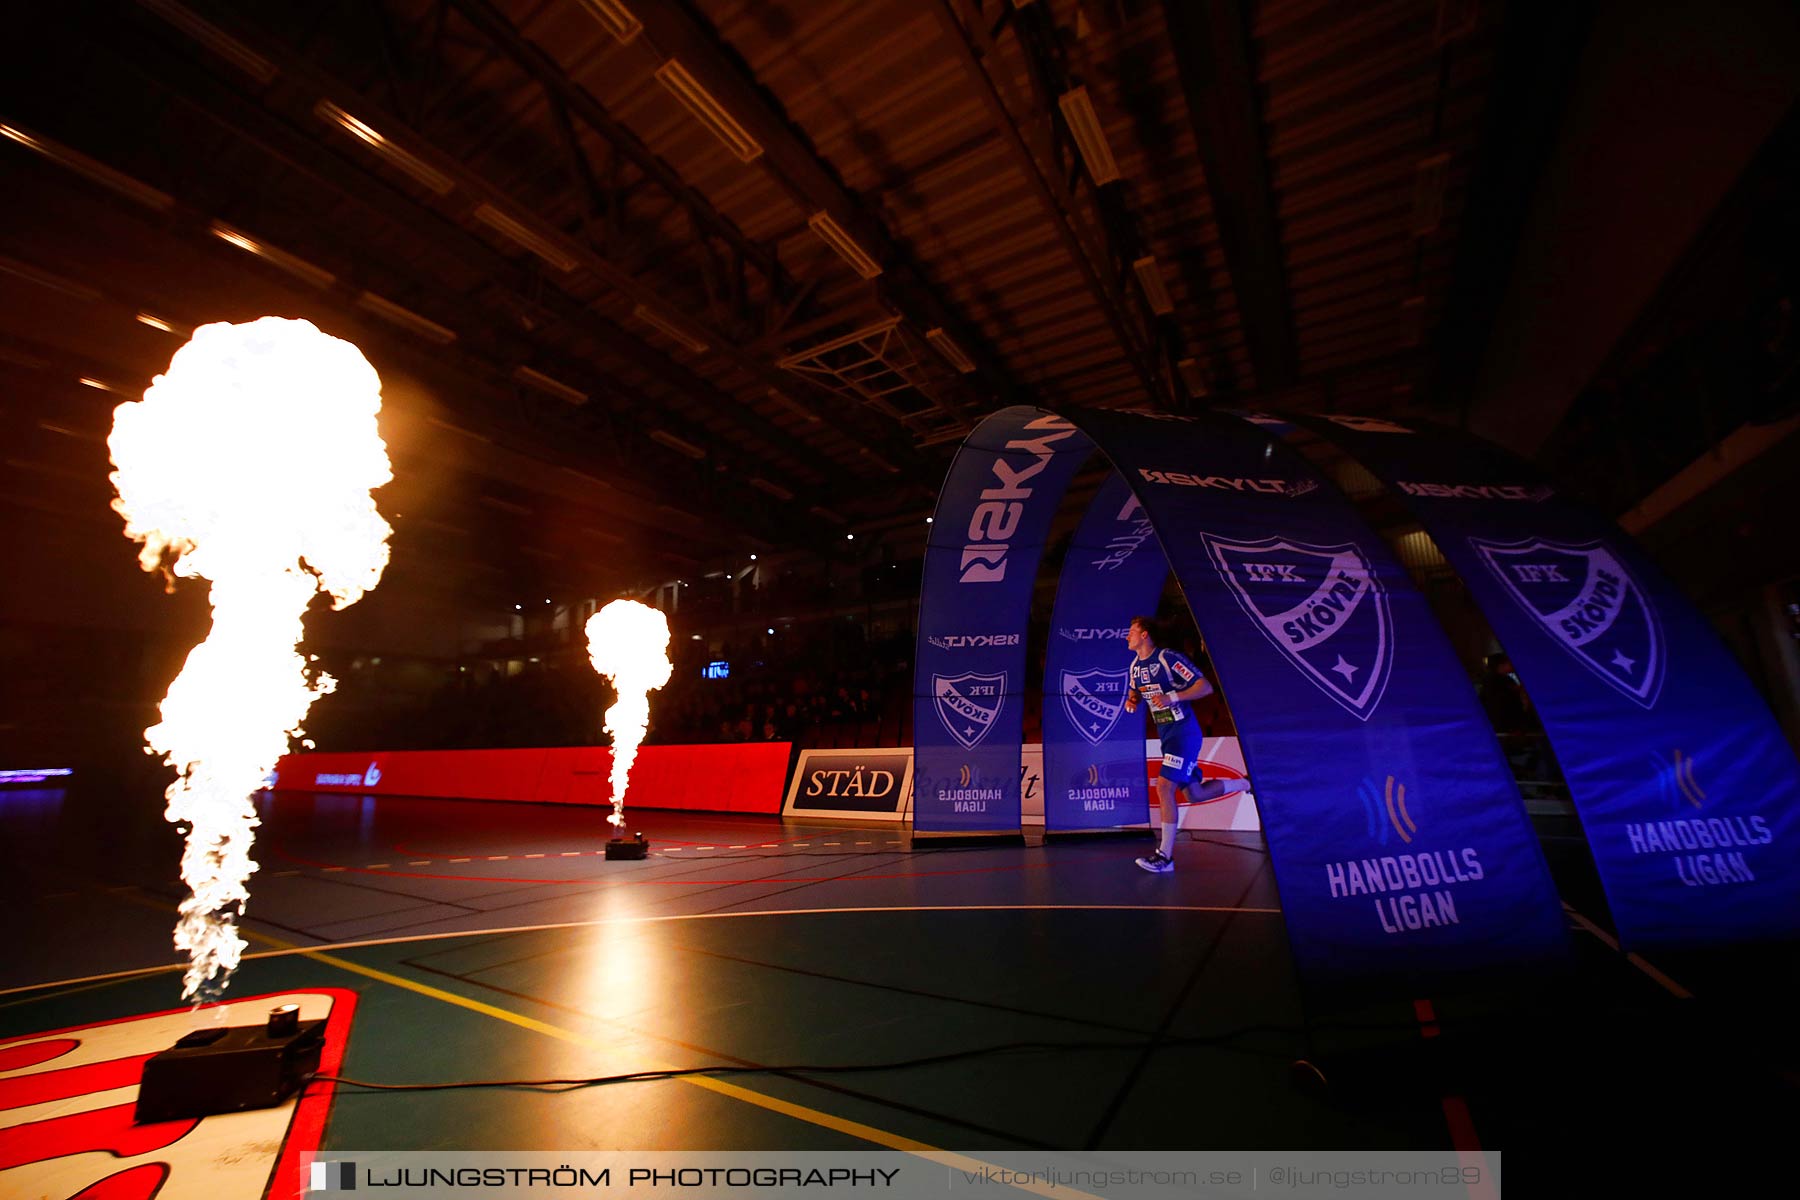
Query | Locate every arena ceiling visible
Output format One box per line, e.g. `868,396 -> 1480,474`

2,0 -> 1796,612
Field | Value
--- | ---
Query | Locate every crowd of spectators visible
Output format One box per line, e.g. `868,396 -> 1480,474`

650,629 -> 912,745
300,625 -> 917,752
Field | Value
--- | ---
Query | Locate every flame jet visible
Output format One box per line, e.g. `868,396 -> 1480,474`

109,317 -> 392,1002
584,600 -> 673,826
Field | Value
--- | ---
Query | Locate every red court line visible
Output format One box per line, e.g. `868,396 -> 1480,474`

269,844 -> 1053,887
387,823 -> 875,859
1415,999 -> 1497,1200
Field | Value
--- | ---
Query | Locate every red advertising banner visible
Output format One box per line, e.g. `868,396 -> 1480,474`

268,744 -> 791,815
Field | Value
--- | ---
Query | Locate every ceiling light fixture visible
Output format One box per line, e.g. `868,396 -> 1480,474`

654,59 -> 763,163
748,477 -> 795,501
1057,86 -> 1121,186
810,505 -> 848,526
136,0 -> 277,84
473,204 -> 580,272
356,292 -> 456,344
766,388 -> 823,424
78,377 -> 132,396
631,303 -> 709,353
1132,255 -> 1174,316
1412,152 -> 1451,236
0,122 -> 174,211
513,365 -> 587,405
577,0 -> 642,44
924,327 -> 976,374
314,101 -> 454,196
0,255 -> 99,302
859,448 -> 901,475
1401,293 -> 1427,346
648,429 -> 707,460
806,211 -> 882,279
134,312 -> 183,334
208,221 -> 336,288
1176,357 -> 1208,399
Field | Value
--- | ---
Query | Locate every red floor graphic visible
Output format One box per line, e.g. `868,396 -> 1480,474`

0,989 -> 356,1200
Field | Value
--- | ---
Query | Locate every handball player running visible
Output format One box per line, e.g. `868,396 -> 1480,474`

1125,616 -> 1247,873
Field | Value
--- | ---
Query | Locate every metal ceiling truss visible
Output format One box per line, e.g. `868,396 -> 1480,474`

622,0 -> 1009,428
1427,1 -> 1591,421
0,235 -> 754,561
113,2 -> 876,480
420,0 -> 936,470
441,0 -> 785,337
132,0 -> 928,485
1160,0 -> 1299,393
89,2 -> 844,547
776,318 -> 968,445
1004,0 -> 1202,409
934,0 -> 1168,409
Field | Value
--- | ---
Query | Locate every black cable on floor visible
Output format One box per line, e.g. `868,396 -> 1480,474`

305,1021 -> 1421,1097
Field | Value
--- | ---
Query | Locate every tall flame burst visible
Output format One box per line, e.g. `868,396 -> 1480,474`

584,600 -> 672,826
109,317 -> 392,1002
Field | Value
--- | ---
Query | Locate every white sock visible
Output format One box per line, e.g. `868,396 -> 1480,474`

1159,821 -> 1178,857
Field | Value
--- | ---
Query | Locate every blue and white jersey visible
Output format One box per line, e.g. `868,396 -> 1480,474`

1129,648 -> 1203,731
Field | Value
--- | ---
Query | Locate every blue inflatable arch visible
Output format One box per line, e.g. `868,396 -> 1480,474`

913,406 -> 1568,993
1290,412 -> 1800,952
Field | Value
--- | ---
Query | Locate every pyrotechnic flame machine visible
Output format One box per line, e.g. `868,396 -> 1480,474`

110,316 -> 390,1102
585,599 -> 672,858
135,1003 -> 326,1123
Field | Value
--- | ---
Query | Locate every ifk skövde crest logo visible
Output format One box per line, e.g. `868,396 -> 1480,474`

1470,537 -> 1665,709
932,671 -> 1006,750
1202,533 -> 1395,721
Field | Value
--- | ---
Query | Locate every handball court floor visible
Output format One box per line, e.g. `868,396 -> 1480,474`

3,777 -> 1797,1177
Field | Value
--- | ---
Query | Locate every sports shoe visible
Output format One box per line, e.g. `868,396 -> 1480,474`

1134,850 -> 1174,874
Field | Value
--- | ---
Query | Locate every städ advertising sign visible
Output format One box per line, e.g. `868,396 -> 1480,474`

784,749 -> 914,821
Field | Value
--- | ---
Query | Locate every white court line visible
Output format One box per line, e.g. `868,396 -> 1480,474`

1563,902 -> 1693,999
0,903 -> 1282,999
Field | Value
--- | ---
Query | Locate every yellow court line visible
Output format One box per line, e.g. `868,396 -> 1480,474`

283,938 -> 1103,1198
1561,902 -> 1693,999
2,903 -> 1280,1000
94,890 -> 1104,1199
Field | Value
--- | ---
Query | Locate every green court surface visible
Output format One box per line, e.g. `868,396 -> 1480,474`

4,784 -> 1795,1176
